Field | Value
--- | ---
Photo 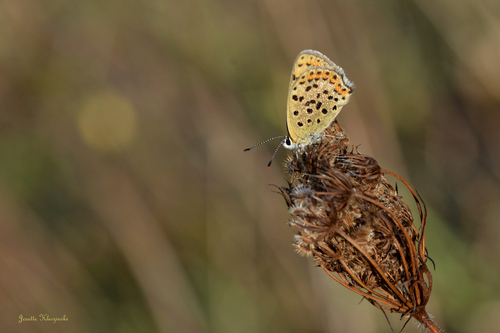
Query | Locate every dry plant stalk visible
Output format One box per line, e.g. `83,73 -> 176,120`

279,120 -> 441,332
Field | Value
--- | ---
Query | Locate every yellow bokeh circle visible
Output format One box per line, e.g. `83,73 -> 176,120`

78,91 -> 137,152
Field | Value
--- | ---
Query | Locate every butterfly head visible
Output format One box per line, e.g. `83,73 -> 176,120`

282,136 -> 297,150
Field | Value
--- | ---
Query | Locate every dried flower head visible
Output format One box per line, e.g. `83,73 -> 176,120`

279,120 -> 442,332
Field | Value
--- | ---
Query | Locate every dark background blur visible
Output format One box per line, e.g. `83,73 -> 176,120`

1,0 -> 500,332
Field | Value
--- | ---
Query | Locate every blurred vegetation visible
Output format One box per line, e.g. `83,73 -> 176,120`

1,0 -> 500,332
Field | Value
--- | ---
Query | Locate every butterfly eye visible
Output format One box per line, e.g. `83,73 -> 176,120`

285,137 -> 292,146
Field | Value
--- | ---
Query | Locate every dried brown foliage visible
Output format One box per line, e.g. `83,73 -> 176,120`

279,121 -> 442,332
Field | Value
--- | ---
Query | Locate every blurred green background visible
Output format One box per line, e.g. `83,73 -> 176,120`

1,0 -> 499,332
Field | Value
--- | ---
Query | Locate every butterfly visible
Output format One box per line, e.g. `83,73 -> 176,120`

245,50 -> 354,166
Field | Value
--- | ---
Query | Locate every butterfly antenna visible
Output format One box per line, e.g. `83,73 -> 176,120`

267,138 -> 286,168
244,136 -> 285,151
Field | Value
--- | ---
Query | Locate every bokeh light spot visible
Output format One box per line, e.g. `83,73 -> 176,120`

78,91 -> 137,152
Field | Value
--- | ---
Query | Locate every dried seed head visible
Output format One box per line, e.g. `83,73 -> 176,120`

280,120 -> 439,331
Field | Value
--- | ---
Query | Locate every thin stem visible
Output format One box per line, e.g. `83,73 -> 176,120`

412,310 -> 444,333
